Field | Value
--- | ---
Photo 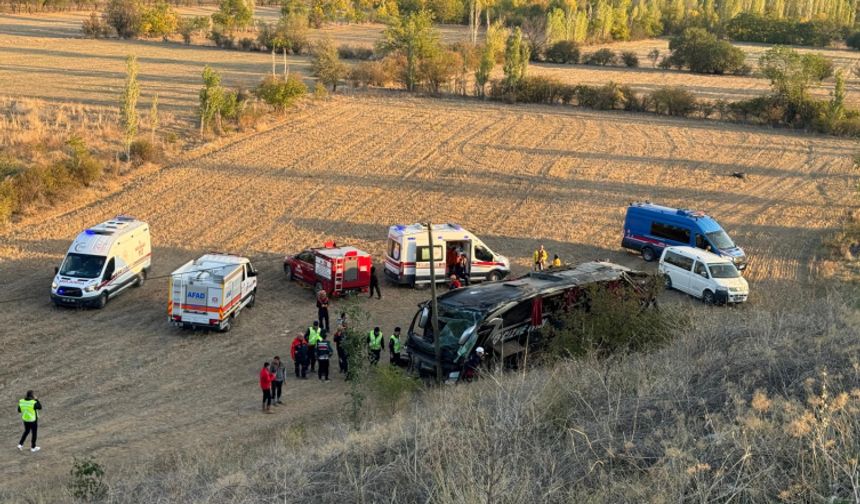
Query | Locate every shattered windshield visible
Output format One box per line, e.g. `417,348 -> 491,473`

59,253 -> 106,279
437,304 -> 481,354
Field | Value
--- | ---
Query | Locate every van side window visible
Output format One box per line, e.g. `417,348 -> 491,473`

694,262 -> 708,277
474,245 -> 493,262
417,246 -> 442,262
651,222 -> 691,244
388,239 -> 401,261
103,257 -> 115,281
664,251 -> 693,271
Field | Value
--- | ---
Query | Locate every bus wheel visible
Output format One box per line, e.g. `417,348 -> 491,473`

641,247 -> 656,262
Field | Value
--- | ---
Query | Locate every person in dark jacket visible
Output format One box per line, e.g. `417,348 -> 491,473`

316,333 -> 333,381
333,324 -> 348,374
388,327 -> 402,366
369,265 -> 381,299
291,333 -> 310,379
17,390 -> 42,452
269,357 -> 285,405
316,291 -> 330,331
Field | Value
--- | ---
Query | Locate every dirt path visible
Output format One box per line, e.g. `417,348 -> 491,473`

0,94 -> 856,496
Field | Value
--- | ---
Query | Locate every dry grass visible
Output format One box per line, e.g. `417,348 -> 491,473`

10,290 -> 857,503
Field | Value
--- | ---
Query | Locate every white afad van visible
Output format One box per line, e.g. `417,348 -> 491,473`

169,253 -> 257,332
384,223 -> 510,286
659,246 -> 748,305
51,216 -> 151,308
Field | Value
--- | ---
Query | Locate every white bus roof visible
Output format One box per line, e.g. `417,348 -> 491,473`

69,216 -> 147,256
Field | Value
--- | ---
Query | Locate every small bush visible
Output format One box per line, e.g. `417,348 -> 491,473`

81,12 -> 112,38
621,51 -> 639,67
370,365 -> 420,413
832,116 -> 860,137
65,137 -> 103,184
508,75 -> 566,104
574,82 -> 626,110
129,138 -> 160,163
349,59 -> 394,87
256,75 -> 307,112
657,56 -> 673,69
209,27 -> 235,49
105,0 -> 141,39
338,45 -> 375,60
239,37 -> 257,51
139,0 -> 177,39
669,28 -> 747,75
650,87 -> 698,117
0,180 -> 17,224
68,457 -> 107,502
584,48 -> 616,66
847,31 -> 860,50
177,16 -> 208,45
545,40 -> 580,64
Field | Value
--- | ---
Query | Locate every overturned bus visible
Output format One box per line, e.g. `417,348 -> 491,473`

405,261 -> 654,378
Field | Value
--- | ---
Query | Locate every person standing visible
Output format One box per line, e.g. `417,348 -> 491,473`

333,324 -> 348,374
388,327 -> 402,366
369,265 -> 381,299
533,245 -> 548,271
368,327 -> 383,365
316,333 -> 333,381
290,333 -> 306,378
269,357 -> 285,405
17,391 -> 41,452
305,321 -> 322,372
316,291 -> 330,332
259,363 -> 276,413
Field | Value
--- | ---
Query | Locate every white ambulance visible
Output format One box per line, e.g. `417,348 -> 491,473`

384,223 -> 510,286
51,216 -> 151,308
168,253 -> 257,332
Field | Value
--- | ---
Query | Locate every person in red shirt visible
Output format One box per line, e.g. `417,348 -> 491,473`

259,362 -> 276,413
449,274 -> 462,290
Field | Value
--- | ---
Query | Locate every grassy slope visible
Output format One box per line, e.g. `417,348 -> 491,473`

16,289 -> 858,503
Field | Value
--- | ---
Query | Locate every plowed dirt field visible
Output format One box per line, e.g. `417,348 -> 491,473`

1,94 -> 856,496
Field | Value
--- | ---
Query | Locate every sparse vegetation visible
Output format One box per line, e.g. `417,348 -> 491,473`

545,40 -> 579,64
256,74 -> 307,112
584,48 -> 616,66
104,0 -> 140,39
68,457 -> 107,502
311,39 -> 349,92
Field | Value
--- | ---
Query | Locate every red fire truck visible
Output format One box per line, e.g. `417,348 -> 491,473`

283,242 -> 373,297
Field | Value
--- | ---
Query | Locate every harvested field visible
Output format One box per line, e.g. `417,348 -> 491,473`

0,94 -> 856,497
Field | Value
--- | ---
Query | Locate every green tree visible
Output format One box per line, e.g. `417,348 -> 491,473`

120,55 -> 140,162
475,42 -> 494,97
212,0 -> 254,33
669,28 -> 746,74
759,46 -> 831,103
380,10 -> 441,91
105,0 -> 141,38
177,16 -> 209,44
199,66 -> 226,134
140,0 -> 177,38
256,74 -> 308,112
310,39 -> 349,91
502,27 -> 529,90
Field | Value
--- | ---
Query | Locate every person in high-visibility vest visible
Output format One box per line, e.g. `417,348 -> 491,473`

305,321 -> 322,372
17,390 -> 42,452
552,254 -> 562,268
533,245 -> 548,271
368,327 -> 383,365
388,327 -> 403,366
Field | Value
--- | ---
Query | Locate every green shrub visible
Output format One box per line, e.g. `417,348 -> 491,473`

545,40 -> 580,64
139,0 -> 177,39
620,51 -> 638,67
338,45 -> 375,60
847,31 -> 860,50
349,59 -> 395,87
81,12 -> 112,38
552,282 -> 679,358
508,75 -> 565,104
209,26 -> 236,49
657,56 -> 672,69
574,82 -> 626,109
0,180 -> 17,224
68,457 -> 107,502
725,13 -> 845,46
256,75 -> 307,112
584,48 -> 616,66
129,139 -> 160,163
177,16 -> 208,45
832,116 -> 860,137
650,87 -> 698,117
105,0 -> 141,38
65,137 -> 103,185
239,37 -> 257,51
669,28 -> 746,75
370,365 -> 420,413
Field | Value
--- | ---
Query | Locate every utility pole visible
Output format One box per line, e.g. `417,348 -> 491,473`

427,222 -> 442,384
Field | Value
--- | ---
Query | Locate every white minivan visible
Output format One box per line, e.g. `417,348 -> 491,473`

658,246 -> 748,305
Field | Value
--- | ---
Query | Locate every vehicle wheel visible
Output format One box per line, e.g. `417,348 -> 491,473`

641,247 -> 656,262
134,270 -> 146,288
487,271 -> 501,282
284,265 -> 293,280
220,318 -> 232,333
663,274 -> 672,290
247,290 -> 256,308
95,292 -> 109,309
702,290 -> 715,305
